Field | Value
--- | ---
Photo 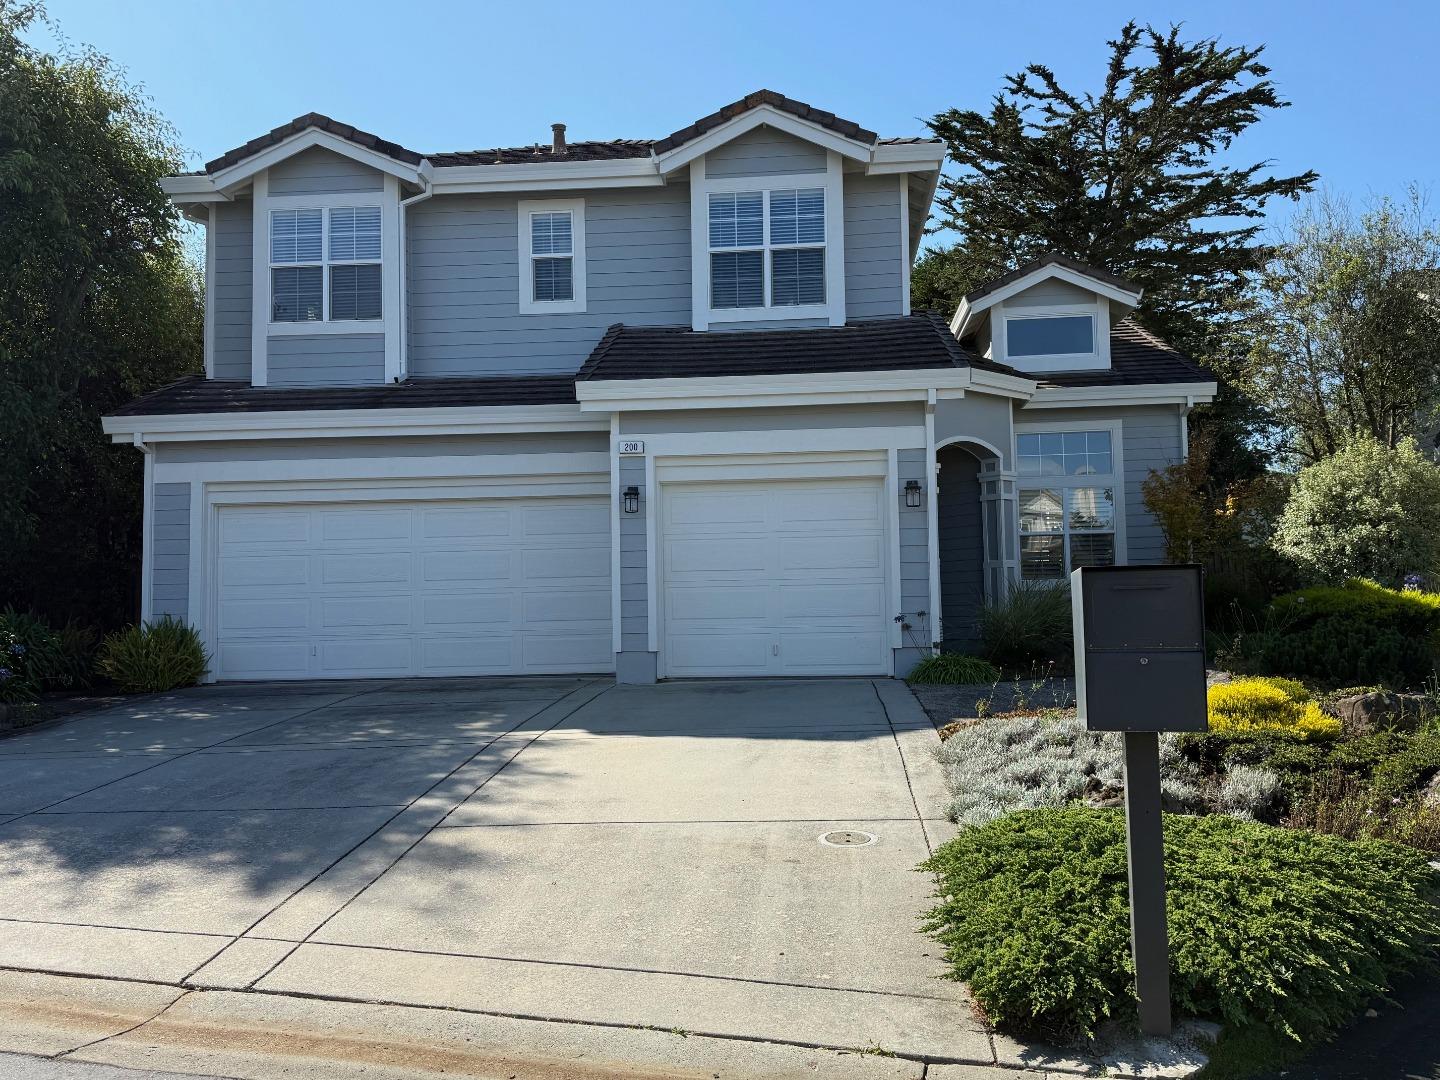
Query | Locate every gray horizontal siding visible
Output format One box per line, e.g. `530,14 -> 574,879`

150,482 -> 190,621
153,431 -> 605,464
619,402 -> 922,436
267,147 -> 384,195
844,174 -> 904,320
1018,405 -> 1186,565
897,448 -> 932,646
267,334 -> 386,387
618,455 -> 648,653
212,200 -> 252,381
407,187 -> 691,378
704,126 -> 827,178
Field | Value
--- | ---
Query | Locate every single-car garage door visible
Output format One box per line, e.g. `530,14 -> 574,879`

214,496 -> 611,680
660,478 -> 891,677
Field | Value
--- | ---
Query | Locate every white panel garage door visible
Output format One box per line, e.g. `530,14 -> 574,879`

214,496 -> 612,680
661,478 -> 891,677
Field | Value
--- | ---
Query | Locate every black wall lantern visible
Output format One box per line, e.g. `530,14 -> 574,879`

904,479 -> 923,508
623,486 -> 641,514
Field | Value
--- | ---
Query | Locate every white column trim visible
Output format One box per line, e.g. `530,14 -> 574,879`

925,392 -> 940,646
186,480 -> 204,630
689,158 -> 708,331
382,175 -> 403,382
610,413 -> 623,656
203,206 -> 216,379
644,453 -> 658,652
140,448 -> 154,623
886,448 -> 902,650
898,173 -> 911,317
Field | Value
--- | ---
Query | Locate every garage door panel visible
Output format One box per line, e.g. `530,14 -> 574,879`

319,508 -> 412,541
320,596 -> 412,629
779,583 -> 886,619
420,507 -> 512,539
667,538 -> 768,574
215,496 -> 611,680
778,534 -> 882,572
322,553 -> 411,585
523,589 -> 611,624
421,594 -> 516,628
668,586 -> 769,623
219,598 -> 310,633
422,550 -> 514,584
523,546 -> 610,581
661,477 -> 891,677
220,556 -> 309,587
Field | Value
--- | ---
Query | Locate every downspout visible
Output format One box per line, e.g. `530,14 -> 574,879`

397,161 -> 435,384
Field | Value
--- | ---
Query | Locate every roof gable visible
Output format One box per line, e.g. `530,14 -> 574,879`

652,90 -> 879,174
951,253 -> 1143,338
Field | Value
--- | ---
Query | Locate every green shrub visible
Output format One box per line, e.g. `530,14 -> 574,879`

1271,579 -> 1440,637
907,653 -> 1000,685
978,581 -> 1073,668
1246,615 -> 1435,689
97,617 -> 209,693
1369,734 -> 1440,800
0,609 -> 98,698
1272,437 -> 1440,587
920,807 -> 1440,1042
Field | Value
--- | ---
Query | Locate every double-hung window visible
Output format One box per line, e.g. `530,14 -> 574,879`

270,206 -> 382,323
1016,429 -> 1119,579
518,199 -> 586,314
708,187 -> 826,311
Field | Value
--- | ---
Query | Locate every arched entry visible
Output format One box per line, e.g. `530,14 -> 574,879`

936,437 -> 1016,652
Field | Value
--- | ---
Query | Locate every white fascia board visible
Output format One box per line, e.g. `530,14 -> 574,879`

207,129 -> 426,193
968,368 -> 1039,399
576,368 -> 976,412
865,141 -> 945,175
952,263 -> 1144,337
431,157 -> 662,194
161,174 -> 231,201
653,106 -> 873,175
102,403 -> 607,442
1024,381 -> 1219,408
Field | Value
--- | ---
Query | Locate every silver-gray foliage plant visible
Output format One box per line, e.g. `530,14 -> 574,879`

936,715 -> 1282,826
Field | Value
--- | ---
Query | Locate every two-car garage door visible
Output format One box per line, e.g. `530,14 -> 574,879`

214,496 -> 612,680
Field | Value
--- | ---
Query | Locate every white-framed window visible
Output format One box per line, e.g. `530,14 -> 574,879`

707,187 -> 826,311
1006,312 -> 1095,358
269,205 -> 382,324
518,198 -> 586,314
1016,428 -> 1121,579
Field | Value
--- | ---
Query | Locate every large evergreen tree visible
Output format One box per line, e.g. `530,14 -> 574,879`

0,1 -> 202,628
915,24 -> 1317,478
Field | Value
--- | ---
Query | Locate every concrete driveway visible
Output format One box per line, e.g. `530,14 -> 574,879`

0,678 -> 1045,1079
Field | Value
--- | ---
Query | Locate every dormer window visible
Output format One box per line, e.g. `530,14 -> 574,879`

269,206 -> 382,323
1006,312 -> 1095,358
708,187 -> 826,310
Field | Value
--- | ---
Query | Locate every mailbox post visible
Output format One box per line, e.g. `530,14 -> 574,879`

1071,565 -> 1208,1038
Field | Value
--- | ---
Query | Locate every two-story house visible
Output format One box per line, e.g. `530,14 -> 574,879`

102,90 -> 1215,683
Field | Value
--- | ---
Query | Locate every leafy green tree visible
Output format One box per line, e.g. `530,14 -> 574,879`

0,0 -> 202,628
1272,437 -> 1440,586
1245,191 -> 1440,463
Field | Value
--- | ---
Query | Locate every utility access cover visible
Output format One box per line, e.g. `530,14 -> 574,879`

818,830 -> 876,847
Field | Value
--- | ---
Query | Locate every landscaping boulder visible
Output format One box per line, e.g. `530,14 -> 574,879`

1424,771 -> 1440,810
1331,691 -> 1435,736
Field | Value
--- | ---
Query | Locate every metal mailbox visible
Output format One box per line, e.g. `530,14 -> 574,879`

1071,565 -> 1208,733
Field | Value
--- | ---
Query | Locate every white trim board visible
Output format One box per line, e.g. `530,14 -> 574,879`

517,197 -> 587,316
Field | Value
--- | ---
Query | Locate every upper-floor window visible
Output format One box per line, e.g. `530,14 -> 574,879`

1005,312 -> 1095,359
708,187 -> 825,310
518,198 -> 587,315
1016,429 -> 1118,579
270,206 -> 381,323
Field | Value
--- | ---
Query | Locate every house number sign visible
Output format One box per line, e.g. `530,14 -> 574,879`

618,440 -> 645,454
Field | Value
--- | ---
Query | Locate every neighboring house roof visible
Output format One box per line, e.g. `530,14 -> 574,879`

1035,320 -> 1213,387
650,89 -> 879,154
963,253 -> 1142,305
196,91 -> 927,177
109,374 -> 577,416
204,113 -> 425,174
576,314 -> 993,382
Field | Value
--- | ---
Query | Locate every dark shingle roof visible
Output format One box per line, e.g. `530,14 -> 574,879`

111,375 -> 577,417
964,253 -> 1142,304
1036,320 -> 1213,387
576,314 -> 994,382
427,140 -> 656,167
205,113 -> 424,174
652,90 -> 879,153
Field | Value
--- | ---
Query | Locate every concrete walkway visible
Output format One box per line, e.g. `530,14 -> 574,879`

0,677 -> 1085,1079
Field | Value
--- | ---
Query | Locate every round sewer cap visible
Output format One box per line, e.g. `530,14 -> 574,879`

819,830 -> 876,847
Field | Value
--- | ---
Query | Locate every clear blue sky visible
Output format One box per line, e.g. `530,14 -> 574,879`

27,0 -> 1440,235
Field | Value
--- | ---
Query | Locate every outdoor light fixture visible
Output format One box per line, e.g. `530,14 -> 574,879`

623,486 -> 641,514
904,480 -> 923,508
